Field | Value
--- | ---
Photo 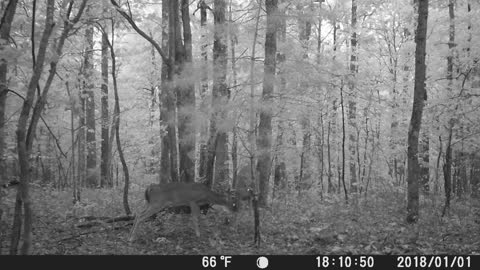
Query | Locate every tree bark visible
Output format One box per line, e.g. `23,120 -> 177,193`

206,0 -> 229,188
471,153 -> 480,198
198,0 -> 210,181
167,0 -> 179,182
348,0 -> 358,192
327,120 -> 333,192
83,13 -> 97,187
328,15 -> 339,194
148,31 -> 158,128
159,0 -> 171,183
340,83 -> 348,203
406,0 -> 428,224
420,132 -> 430,193
65,82 -> 80,203
177,0 -> 195,182
317,4 -> 324,194
298,3 -> 312,191
78,90 -> 86,188
100,9 -> 110,188
9,192 -> 22,254
256,0 -> 277,206
274,1 -> 287,193
213,0 -> 228,187
299,118 -> 311,190
0,0 -> 19,254
442,125 -> 453,217
246,4 -> 261,196
0,0 -> 18,185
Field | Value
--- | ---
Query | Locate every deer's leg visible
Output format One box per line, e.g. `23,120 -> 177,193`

129,207 -> 146,241
129,205 -> 163,241
189,201 -> 201,237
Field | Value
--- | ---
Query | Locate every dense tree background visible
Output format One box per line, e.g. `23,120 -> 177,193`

0,0 -> 479,255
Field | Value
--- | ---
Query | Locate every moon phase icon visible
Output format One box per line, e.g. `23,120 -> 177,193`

256,256 -> 268,269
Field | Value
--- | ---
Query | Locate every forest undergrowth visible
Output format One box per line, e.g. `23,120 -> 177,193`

1,182 -> 479,255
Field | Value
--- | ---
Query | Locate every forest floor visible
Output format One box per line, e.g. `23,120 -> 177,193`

1,182 -> 480,255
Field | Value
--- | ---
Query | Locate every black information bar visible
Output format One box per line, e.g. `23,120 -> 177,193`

2,255 -> 479,270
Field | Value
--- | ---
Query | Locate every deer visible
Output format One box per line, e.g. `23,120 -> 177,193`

129,182 -> 234,241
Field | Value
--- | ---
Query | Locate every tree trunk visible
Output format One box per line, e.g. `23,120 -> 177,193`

213,0 -> 228,186
274,121 -> 286,191
0,0 -> 18,185
232,126 -> 238,189
206,0 -> 229,188
256,0 -> 278,206
328,15 -> 339,194
298,4 -> 312,191
471,153 -> 480,198
327,120 -> 334,192
66,82 -> 80,203
406,0 -> 428,224
229,0 -> 238,191
9,192 -> 22,254
14,0 -> 55,254
100,12 -> 110,188
0,0 -> 19,254
442,0 -> 455,214
317,5 -> 324,194
299,118 -> 311,191
349,0 -> 358,192
104,19 -> 131,216
456,150 -> 467,198
360,107 -> 369,186
84,17 -> 97,187
274,1 -> 287,193
317,1 -> 322,64
420,132 -> 430,193
340,83 -> 348,203
159,0 -> 172,184
398,25 -> 411,185
148,32 -> 158,128
78,88 -> 86,187
317,113 -> 325,195
177,0 -> 195,183
198,0 -> 210,181
162,0 -> 179,183
247,4 -> 262,196
442,124 -> 453,216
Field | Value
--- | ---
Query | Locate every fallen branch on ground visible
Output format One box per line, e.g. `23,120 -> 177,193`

76,215 -> 134,228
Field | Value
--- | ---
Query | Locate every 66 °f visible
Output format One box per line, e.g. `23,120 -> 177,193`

202,256 -> 232,268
